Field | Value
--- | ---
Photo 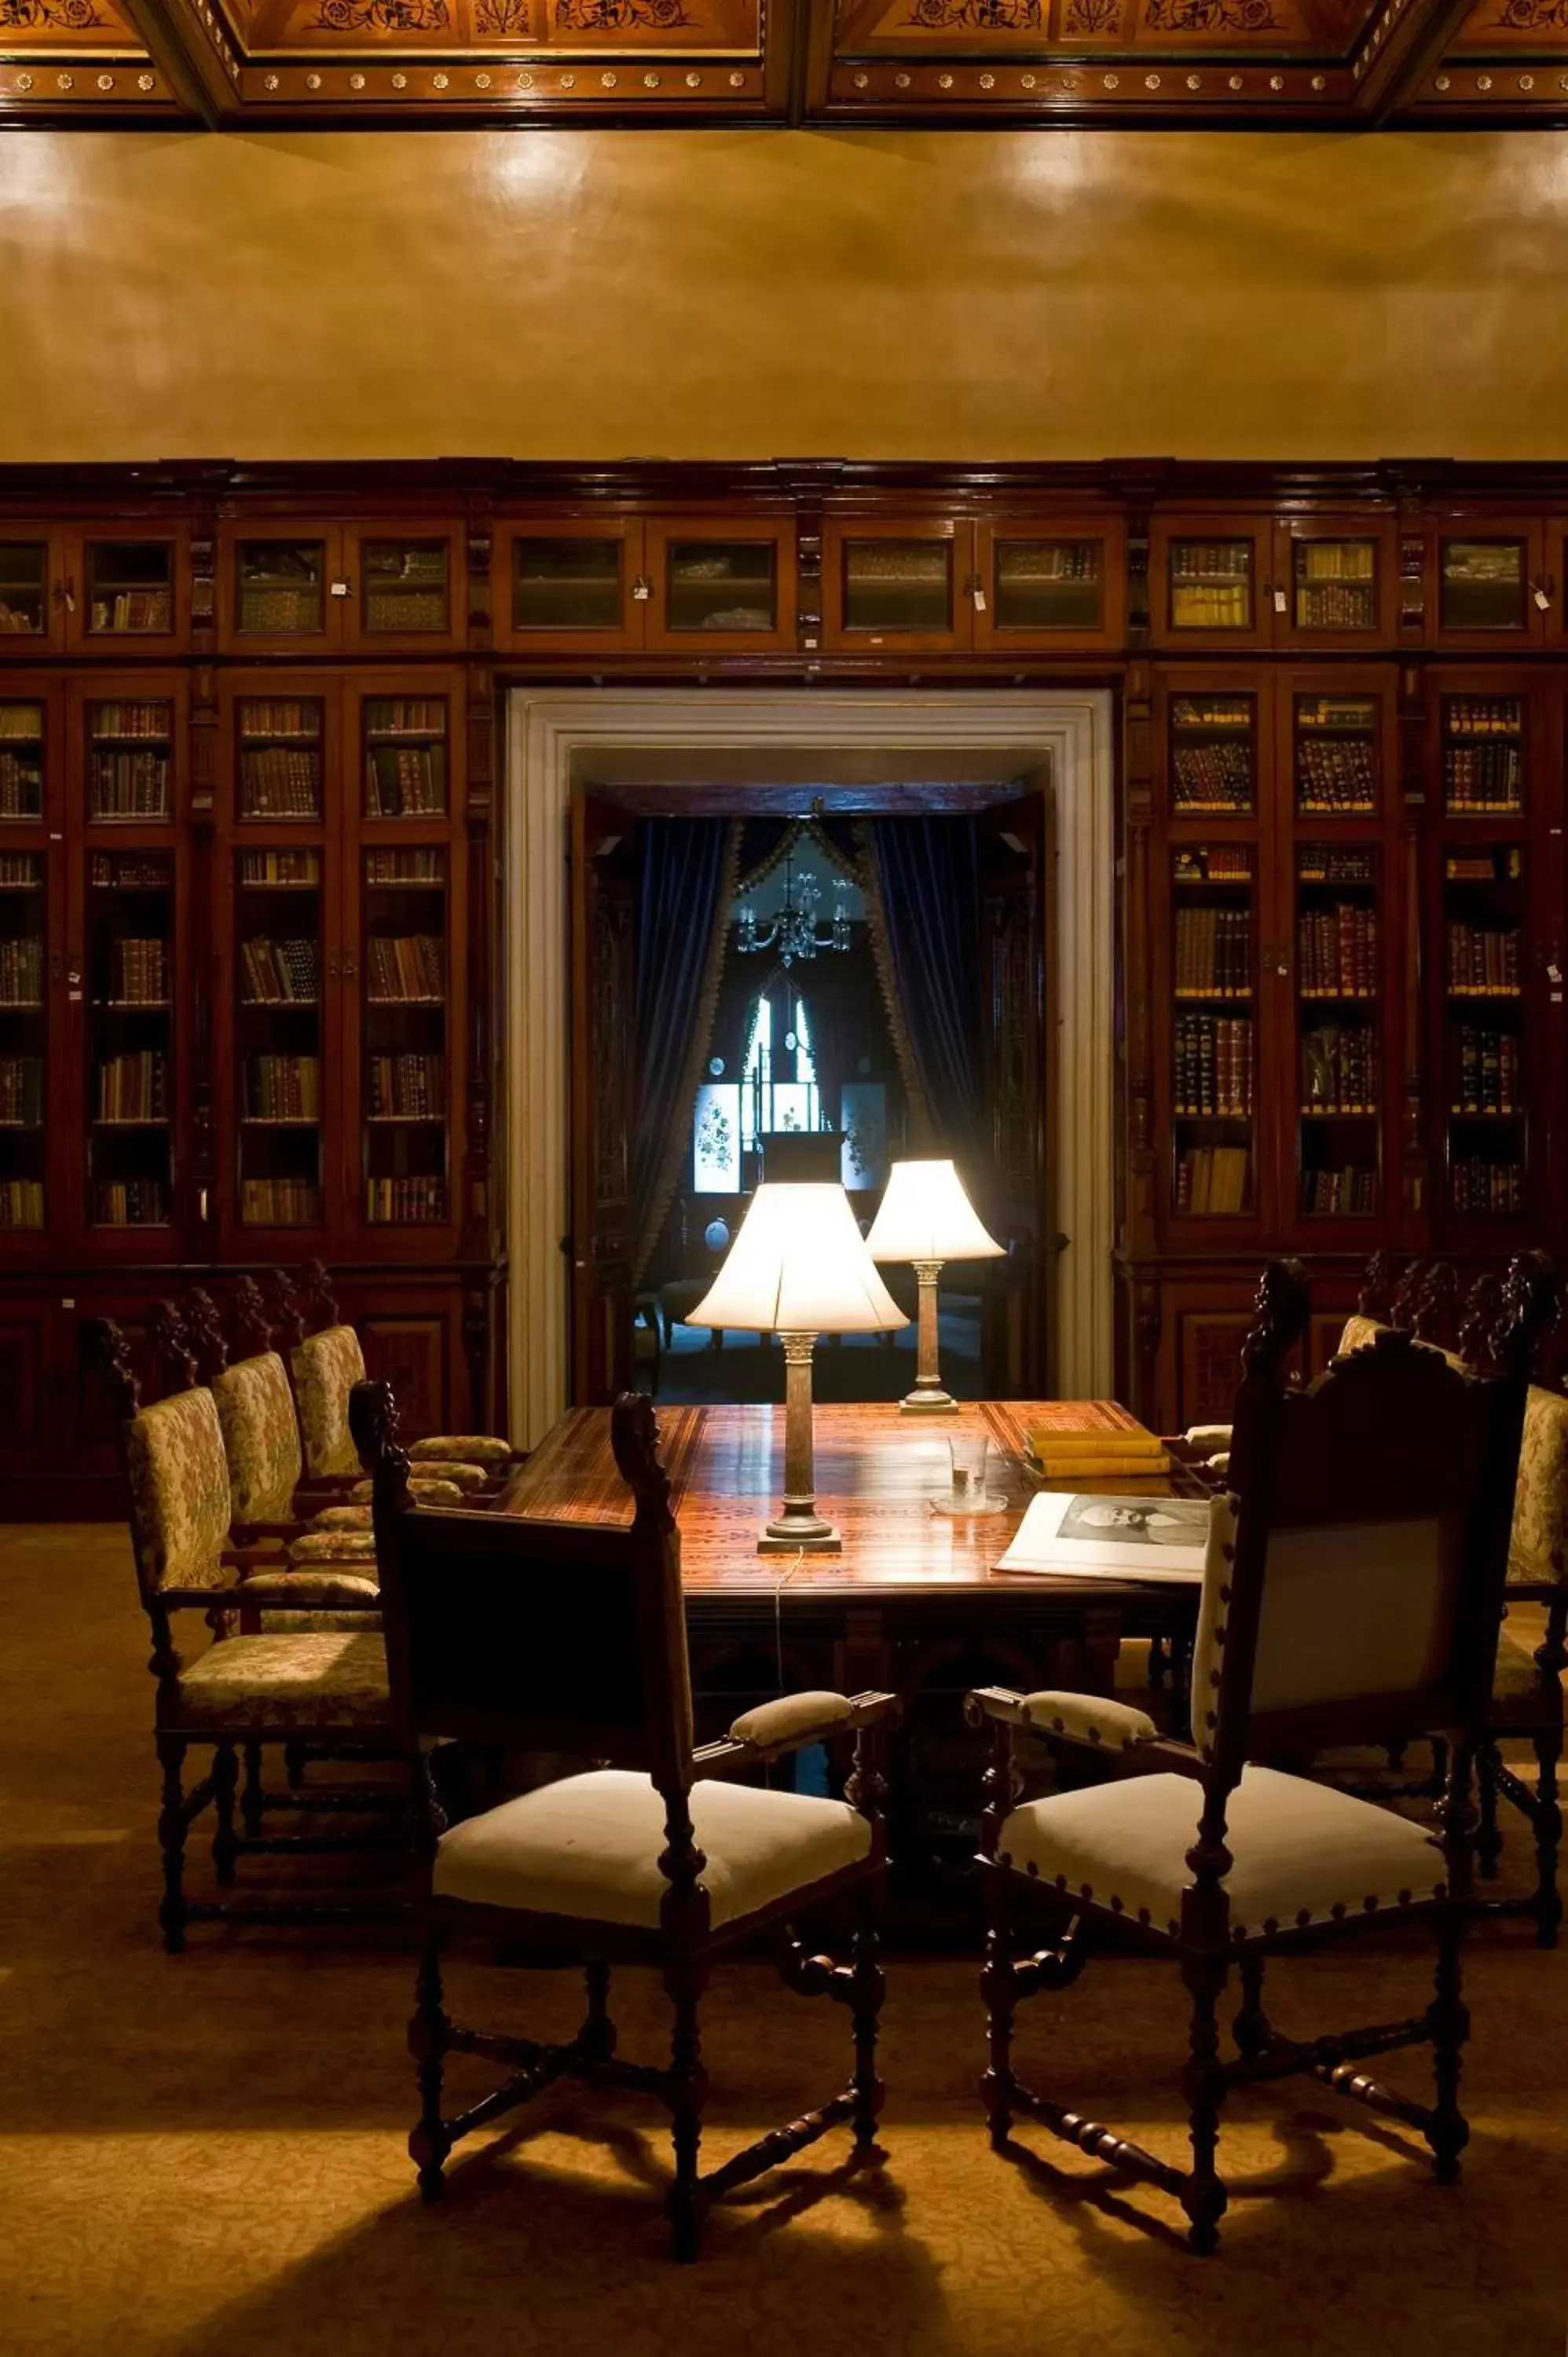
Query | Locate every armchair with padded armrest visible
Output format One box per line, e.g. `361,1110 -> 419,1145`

95,1318 -> 405,1952
350,1374 -> 901,2264
966,1255 -> 1533,2256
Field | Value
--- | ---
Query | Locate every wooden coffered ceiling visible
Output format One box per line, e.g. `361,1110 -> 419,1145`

2,0 -> 1565,123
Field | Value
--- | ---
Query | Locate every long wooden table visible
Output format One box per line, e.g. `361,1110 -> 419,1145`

497,1400 -> 1203,1710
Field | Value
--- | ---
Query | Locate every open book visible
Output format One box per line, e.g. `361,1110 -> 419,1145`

997,1489 -> 1211,1585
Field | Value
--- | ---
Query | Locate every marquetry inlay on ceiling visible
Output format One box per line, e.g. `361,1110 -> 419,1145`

2,0 -> 1564,124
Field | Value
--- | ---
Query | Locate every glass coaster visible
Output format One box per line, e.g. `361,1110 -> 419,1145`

929,1491 -> 1009,1519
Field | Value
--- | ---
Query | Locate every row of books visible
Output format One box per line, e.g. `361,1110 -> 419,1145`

1000,542 -> 1098,581
1298,697 -> 1377,732
1174,906 -> 1251,996
90,703 -> 170,740
0,854 -> 42,889
1443,698 -> 1520,735
367,934 -> 445,1002
1171,585 -> 1250,628
0,599 -> 41,637
240,746 -> 321,819
245,1054 -> 321,1121
1296,542 -> 1374,581
239,587 -> 321,634
1299,845 -> 1374,885
1445,848 -> 1522,883
90,590 -> 171,634
96,1051 -> 168,1122
1174,1014 -> 1254,1117
1293,582 -> 1376,631
1172,741 -> 1251,812
92,1180 -> 169,1226
368,1052 -> 445,1118
1301,1021 -> 1378,1113
1296,738 -> 1376,811
366,698 -> 447,739
365,590 -> 446,632
0,1056 -> 42,1124
365,847 -> 444,885
90,753 -> 169,819
1444,742 -> 1522,809
0,1178 -> 43,1227
1298,904 -> 1377,995
1174,1144 -> 1250,1215
108,938 -> 169,1004
0,750 -> 42,818
240,936 -> 319,1004
1450,1158 -> 1523,1216
90,852 -> 167,889
365,746 -> 445,817
241,1178 -> 324,1226
238,698 -> 322,741
0,937 -> 42,1004
240,849 -> 321,887
1452,1027 -> 1522,1116
1446,923 -> 1521,994
0,705 -> 42,739
1173,847 -> 1251,884
366,1175 -> 447,1222
1300,1164 -> 1376,1217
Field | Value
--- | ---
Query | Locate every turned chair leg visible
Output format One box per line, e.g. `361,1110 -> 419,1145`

1233,1953 -> 1271,2062
662,1958 -> 710,2263
580,1959 -> 617,2073
211,1740 -> 239,1886
980,1871 -> 1018,2150
848,1888 -> 886,2152
407,1923 -> 452,2203
1426,1911 -> 1471,2186
1476,1743 -> 1504,1880
1181,1952 -> 1230,2256
1532,1728 -> 1563,1951
241,1740 -> 265,1841
156,1734 -> 189,1955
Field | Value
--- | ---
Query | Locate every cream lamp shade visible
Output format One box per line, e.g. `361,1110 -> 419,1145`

690,1182 -> 906,1551
690,1182 -> 907,1336
864,1159 -> 1005,1265
863,1158 -> 1002,1415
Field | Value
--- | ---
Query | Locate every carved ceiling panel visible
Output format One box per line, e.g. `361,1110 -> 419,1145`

3,0 -> 1564,123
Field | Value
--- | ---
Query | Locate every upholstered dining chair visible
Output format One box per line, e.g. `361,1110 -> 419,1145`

97,1318 -> 399,1950
966,1258 -> 1533,2255
293,1261 -> 518,1494
350,1376 -> 901,2264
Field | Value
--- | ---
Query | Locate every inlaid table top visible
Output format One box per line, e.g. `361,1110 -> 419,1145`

496,1399 -> 1196,1604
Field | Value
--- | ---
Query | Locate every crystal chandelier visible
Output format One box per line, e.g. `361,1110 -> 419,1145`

736,828 -> 851,968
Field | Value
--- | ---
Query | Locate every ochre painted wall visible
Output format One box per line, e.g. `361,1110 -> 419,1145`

3,128 -> 1568,463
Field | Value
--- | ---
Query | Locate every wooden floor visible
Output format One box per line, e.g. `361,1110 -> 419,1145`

3,1519 -> 1567,2356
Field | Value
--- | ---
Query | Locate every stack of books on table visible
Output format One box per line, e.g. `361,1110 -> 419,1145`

1024,1409 -> 1171,1484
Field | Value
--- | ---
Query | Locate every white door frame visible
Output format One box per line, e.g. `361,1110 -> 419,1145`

501,688 -> 1116,1447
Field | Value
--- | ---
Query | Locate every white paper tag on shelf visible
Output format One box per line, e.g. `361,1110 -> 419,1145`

972,586 -> 987,611
1535,585 -> 1552,610
1273,585 -> 1288,613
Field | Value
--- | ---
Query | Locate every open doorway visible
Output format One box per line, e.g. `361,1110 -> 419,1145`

568,777 -> 1053,1408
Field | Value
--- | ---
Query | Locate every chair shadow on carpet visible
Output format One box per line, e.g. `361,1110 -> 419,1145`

167,2102 -> 958,2357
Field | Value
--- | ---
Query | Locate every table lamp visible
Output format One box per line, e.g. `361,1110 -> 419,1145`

864,1158 -> 1004,1414
688,1181 -> 907,1552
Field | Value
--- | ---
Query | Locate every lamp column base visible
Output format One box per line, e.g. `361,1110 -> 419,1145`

899,1262 -> 958,1416
759,1332 -> 841,1554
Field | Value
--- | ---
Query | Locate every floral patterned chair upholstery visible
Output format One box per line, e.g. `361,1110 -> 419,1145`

97,1319 -> 397,1950
291,1318 -> 515,1492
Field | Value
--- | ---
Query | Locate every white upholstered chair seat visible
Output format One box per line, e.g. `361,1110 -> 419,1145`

287,1529 -> 379,1566
350,1472 -> 471,1504
434,1768 -> 873,1930
996,1765 -> 1448,1945
307,1503 -> 374,1532
175,1631 -> 390,1728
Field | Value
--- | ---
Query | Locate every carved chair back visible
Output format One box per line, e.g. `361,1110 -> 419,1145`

94,1318 -> 233,1618
292,1325 -> 368,1478
351,1380 -> 695,1794
1201,1262 -> 1541,1796
212,1351 -> 305,1527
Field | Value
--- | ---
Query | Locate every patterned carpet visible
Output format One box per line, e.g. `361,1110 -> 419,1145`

3,1521 -> 1566,2357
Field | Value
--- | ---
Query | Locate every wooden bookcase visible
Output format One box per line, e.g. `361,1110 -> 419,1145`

5,456 -> 1568,1509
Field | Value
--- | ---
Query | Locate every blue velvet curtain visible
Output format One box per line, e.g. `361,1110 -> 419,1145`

634,818 -> 738,1275
866,815 -> 983,1155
